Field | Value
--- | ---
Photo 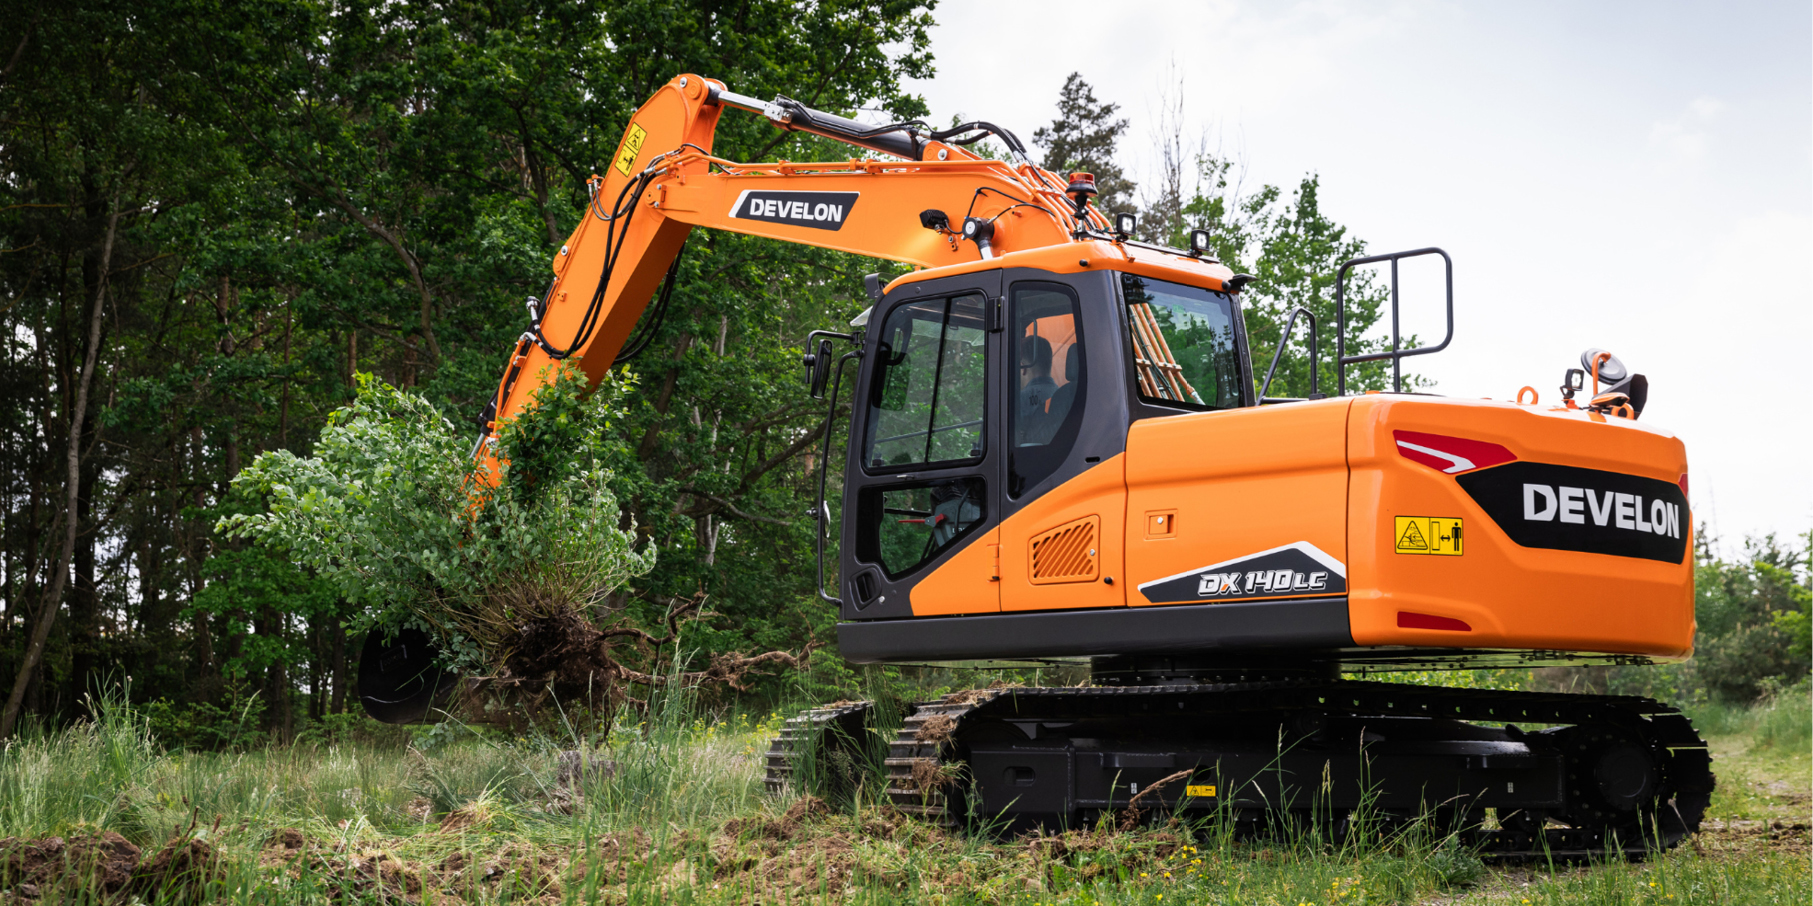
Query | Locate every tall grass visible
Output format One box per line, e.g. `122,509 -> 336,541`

1686,678 -> 1813,749
0,682 -> 1807,905
1754,680 -> 1813,751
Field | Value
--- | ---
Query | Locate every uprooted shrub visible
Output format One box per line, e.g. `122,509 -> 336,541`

221,365 -> 806,732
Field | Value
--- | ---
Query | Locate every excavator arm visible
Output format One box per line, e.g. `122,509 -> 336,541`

478,74 -> 1111,446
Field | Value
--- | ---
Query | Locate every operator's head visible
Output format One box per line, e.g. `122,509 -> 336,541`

1019,334 -> 1053,381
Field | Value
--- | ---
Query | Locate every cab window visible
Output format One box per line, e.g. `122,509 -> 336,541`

1010,283 -> 1086,496
864,293 -> 988,469
859,478 -> 987,578
1121,273 -> 1244,410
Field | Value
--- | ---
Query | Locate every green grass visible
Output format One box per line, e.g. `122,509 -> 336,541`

0,684 -> 1806,905
1683,681 -> 1812,825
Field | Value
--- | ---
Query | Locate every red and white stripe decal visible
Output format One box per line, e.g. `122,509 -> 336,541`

1393,430 -> 1516,475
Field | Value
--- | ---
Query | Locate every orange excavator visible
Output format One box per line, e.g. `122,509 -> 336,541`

366,74 -> 1711,856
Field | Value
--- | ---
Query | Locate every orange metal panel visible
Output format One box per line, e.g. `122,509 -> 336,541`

1346,396 -> 1694,659
908,527 -> 1001,616
998,456 -> 1128,611
1124,401 -> 1351,606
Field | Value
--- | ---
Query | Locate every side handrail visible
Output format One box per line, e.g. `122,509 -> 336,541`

1335,247 -> 1453,395
1258,306 -> 1320,403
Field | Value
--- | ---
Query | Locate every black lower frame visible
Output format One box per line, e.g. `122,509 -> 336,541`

838,597 -> 1354,662
837,597 -> 1668,672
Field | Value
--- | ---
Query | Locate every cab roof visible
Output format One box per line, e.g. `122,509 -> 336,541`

884,239 -> 1238,296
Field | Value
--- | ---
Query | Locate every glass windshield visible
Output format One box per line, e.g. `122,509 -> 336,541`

1120,273 -> 1244,410
864,293 -> 988,469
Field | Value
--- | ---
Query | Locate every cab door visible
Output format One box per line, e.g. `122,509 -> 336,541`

998,274 -> 1131,612
840,273 -> 1003,620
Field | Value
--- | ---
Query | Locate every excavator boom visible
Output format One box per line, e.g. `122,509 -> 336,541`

479,75 -> 1134,443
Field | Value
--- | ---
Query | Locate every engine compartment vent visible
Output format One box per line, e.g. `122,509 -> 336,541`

1029,515 -> 1101,584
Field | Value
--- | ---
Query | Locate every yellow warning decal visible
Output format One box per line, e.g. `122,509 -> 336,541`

1394,517 -> 1463,556
1185,784 -> 1217,798
613,123 -> 648,176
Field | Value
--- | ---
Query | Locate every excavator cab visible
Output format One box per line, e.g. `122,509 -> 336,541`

836,264 -> 1254,623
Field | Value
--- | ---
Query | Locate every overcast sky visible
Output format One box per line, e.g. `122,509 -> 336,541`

900,0 -> 1811,554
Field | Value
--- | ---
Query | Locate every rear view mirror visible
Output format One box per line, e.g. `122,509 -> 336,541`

804,337 -> 835,399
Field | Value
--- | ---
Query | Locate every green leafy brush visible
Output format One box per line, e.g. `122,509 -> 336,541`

220,365 -> 804,731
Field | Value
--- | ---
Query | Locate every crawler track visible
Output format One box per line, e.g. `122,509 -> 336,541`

772,681 -> 1713,860
763,701 -> 874,796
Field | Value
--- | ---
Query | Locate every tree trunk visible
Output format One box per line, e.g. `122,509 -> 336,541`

67,455 -> 98,707
1,445 -> 12,647
329,620 -> 347,714
1,199 -> 121,740
253,603 -> 290,739
635,333 -> 693,459
279,309 -> 292,448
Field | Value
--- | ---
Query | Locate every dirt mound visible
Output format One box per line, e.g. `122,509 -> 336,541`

941,688 -> 994,706
254,831 -> 440,904
335,849 -> 432,905
475,843 -> 564,900
258,828 -> 313,870
710,807 -> 999,897
722,795 -> 831,843
134,836 -> 223,903
859,814 -> 899,839
710,798 -> 942,896
436,802 -> 494,834
1021,827 -> 1187,885
906,757 -> 957,792
568,827 -> 653,886
0,830 -> 228,903
710,832 -> 862,893
1697,818 -> 1813,858
0,831 -> 140,900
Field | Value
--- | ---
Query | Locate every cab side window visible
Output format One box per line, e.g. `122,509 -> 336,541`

858,478 -> 987,579
1010,283 -> 1086,497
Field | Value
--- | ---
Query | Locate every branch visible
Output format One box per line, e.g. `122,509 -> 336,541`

616,647 -> 816,693
1118,768 -> 1192,831
738,404 -> 846,489
679,486 -> 789,526
606,589 -> 708,648
0,18 -> 32,88
315,188 -> 442,362
737,401 -> 817,435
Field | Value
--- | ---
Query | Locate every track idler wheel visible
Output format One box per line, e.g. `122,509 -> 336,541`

1555,725 -> 1665,846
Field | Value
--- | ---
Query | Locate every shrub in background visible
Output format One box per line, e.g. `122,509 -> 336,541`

1690,531 -> 1810,703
